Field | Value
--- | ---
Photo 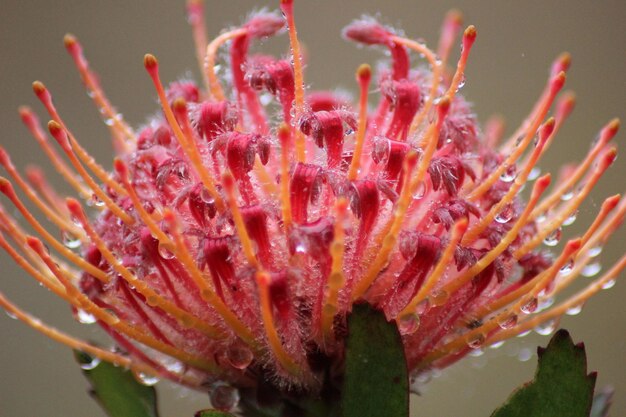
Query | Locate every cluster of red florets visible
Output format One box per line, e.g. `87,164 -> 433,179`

1,1 -> 622,412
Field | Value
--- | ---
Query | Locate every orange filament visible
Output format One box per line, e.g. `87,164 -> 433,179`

205,28 -> 247,100
399,217 -> 468,319
63,34 -> 136,147
488,254 -> 626,346
0,231 -> 64,293
352,150 -> 419,301
0,179 -> 109,282
466,71 -> 565,201
47,121 -> 133,225
32,81 -> 128,198
0,293 -> 203,386
252,156 -> 279,198
113,159 -> 171,244
66,198 -> 221,339
280,0 -> 306,162
256,270 -> 302,377
278,124 -> 293,231
462,118 -> 554,245
321,198 -> 348,344
144,58 -> 225,212
531,118 -> 619,220
18,106 -> 90,199
25,166 -> 68,218
25,235 -> 218,372
500,52 -> 571,152
426,239 -> 582,363
444,26 -> 477,100
161,210 -> 258,348
347,64 -> 371,181
222,172 -> 259,268
515,147 -> 617,258
186,0 -> 211,93
443,174 -> 551,296
0,148 -> 85,240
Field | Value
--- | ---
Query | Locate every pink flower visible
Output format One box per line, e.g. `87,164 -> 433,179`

0,1 -> 623,412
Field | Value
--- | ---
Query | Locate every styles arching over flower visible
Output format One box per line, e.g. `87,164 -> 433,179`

0,0 -> 624,412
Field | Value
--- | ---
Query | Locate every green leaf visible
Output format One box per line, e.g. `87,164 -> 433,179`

490,329 -> 596,417
74,350 -> 159,417
194,410 -> 238,417
341,303 -> 409,417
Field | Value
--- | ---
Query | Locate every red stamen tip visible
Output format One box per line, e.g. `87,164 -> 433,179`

144,54 -> 158,71
463,25 -> 477,44
65,197 -> 83,218
63,33 -> 78,49
47,120 -> 70,150
356,63 -> 371,83
32,81 -> 47,98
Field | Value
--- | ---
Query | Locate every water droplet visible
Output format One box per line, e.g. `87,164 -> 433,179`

105,118 -> 114,126
397,313 -> 420,335
516,329 -> 532,338
489,340 -> 505,349
88,193 -> 105,208
456,74 -> 466,91
5,310 -> 18,320
226,343 -> 254,370
467,333 -> 485,349
520,297 -> 538,314
157,242 -> 175,260
565,304 -> 583,316
587,245 -> 603,258
543,227 -> 562,246
86,90 -> 95,99
537,296 -> 554,312
200,188 -> 215,204
209,382 -> 240,411
536,212 -> 547,223
534,319 -> 557,336
500,165 -> 516,182
80,356 -> 101,370
559,258 -> 574,276
581,262 -> 601,277
415,298 -> 430,315
134,371 -> 160,386
495,204 -> 515,224
62,231 -> 82,249
562,210 -> 578,226
498,314 -> 518,329
412,181 -> 426,200
528,167 -> 541,181
75,309 -> 97,324
429,289 -> 449,306
560,190 -> 574,201
601,279 -> 616,290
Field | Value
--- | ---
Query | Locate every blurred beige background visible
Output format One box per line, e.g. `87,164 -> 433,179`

0,1 -> 624,416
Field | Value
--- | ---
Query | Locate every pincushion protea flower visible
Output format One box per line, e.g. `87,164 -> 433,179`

0,0 -> 624,413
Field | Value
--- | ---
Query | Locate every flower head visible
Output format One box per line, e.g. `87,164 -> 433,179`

1,0 -> 623,412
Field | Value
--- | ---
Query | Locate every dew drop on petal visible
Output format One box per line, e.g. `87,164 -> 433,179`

500,164 -> 516,182
601,279 -> 616,290
534,319 -> 557,336
5,310 -> 18,320
489,340 -> 505,350
562,210 -> 578,226
565,304 -> 584,316
587,245 -> 603,258
581,262 -> 602,278
62,231 -> 82,249
75,309 -> 97,324
560,190 -> 574,201
429,289 -> 449,307
80,356 -> 101,370
528,167 -> 541,181
209,382 -> 240,411
467,333 -> 485,349
495,203 -> 514,224
559,258 -> 574,276
412,181 -> 426,200
134,371 -> 160,386
543,227 -> 562,246
226,343 -> 254,370
397,312 -> 420,335
517,347 -> 533,362
157,242 -> 175,260
498,314 -> 518,330
520,297 -> 538,314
